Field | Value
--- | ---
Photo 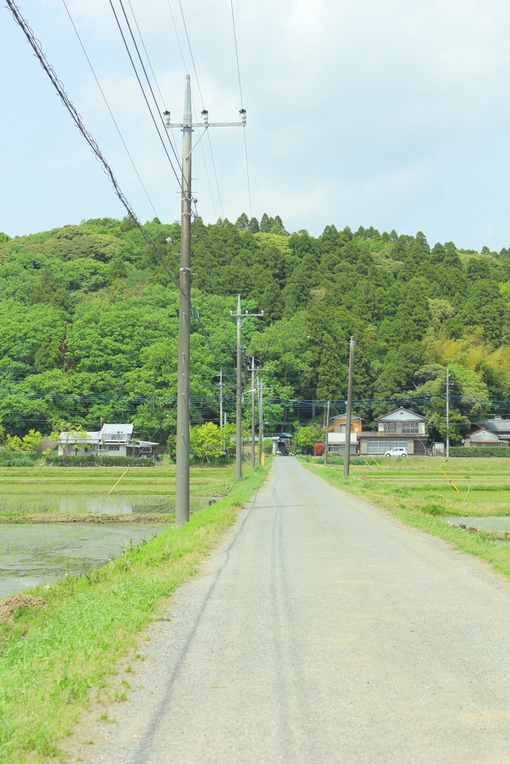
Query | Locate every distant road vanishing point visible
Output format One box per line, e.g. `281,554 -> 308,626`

76,457 -> 510,764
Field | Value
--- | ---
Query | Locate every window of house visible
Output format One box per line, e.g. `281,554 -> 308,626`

367,440 -> 408,454
383,422 -> 397,432
108,445 -> 120,451
402,422 -> 419,434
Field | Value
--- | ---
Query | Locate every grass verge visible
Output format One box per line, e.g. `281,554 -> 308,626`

0,464 -> 269,764
302,462 -> 510,582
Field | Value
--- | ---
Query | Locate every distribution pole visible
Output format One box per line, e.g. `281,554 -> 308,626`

446,366 -> 450,460
236,295 -> 243,480
219,366 -> 223,449
344,336 -> 355,478
324,400 -> 330,466
258,376 -> 264,467
251,357 -> 256,469
231,296 -> 263,480
174,75 -> 192,527
165,78 -> 247,523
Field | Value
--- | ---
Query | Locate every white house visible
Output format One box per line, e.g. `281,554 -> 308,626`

358,407 -> 428,456
58,423 -> 158,458
463,427 -> 507,447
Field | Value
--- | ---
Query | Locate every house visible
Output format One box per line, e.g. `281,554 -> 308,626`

464,425 -> 507,447
246,433 -> 292,455
326,415 -> 362,455
58,423 -> 158,458
474,417 -> 510,445
358,407 -> 428,456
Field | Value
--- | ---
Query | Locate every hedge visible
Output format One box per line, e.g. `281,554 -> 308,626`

449,446 -> 510,458
47,455 -> 155,467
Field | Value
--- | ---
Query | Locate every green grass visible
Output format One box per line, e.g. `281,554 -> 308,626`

302,457 -> 510,581
0,464 -> 239,496
0,464 -> 270,764
0,464 -> 245,523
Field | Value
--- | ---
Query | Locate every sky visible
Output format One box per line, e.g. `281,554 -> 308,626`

1,0 -> 510,251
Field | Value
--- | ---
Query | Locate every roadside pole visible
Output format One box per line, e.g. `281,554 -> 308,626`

231,297 -> 263,479
344,337 -> 355,478
167,80 -> 246,522
324,400 -> 330,466
251,357 -> 256,469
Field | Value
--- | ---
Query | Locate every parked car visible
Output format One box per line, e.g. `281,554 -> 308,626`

385,447 -> 407,458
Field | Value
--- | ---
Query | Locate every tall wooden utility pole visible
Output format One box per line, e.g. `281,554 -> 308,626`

258,376 -> 264,467
231,296 -> 263,479
173,75 -> 192,528
166,78 -> 247,524
446,367 -> 450,460
324,400 -> 330,466
344,337 -> 355,478
251,357 -> 256,469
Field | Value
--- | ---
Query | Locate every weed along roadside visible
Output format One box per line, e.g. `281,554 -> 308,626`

302,457 -> 510,582
0,464 -> 270,764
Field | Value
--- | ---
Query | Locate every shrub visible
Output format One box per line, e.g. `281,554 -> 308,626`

263,438 -> 274,455
46,455 -> 154,467
449,447 -> 510,458
422,503 -> 444,515
313,442 -> 325,456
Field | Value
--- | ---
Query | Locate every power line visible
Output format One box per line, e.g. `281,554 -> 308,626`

60,0 -> 160,219
108,0 -> 182,183
175,0 -> 224,216
6,0 -> 156,236
229,0 -> 252,216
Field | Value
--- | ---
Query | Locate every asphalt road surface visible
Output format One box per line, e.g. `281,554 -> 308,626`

76,457 -> 510,763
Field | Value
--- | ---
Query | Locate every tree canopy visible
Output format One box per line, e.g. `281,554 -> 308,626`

0,215 -> 508,444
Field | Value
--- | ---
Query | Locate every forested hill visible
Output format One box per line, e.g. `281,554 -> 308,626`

0,214 -> 509,446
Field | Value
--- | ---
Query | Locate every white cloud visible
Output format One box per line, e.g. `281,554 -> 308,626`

1,0 -> 510,249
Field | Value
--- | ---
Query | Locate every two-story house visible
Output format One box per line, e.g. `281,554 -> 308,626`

58,423 -> 158,458
358,407 -> 428,456
325,415 -> 362,455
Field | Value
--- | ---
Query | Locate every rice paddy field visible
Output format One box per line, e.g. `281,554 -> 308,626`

344,456 -> 510,516
0,463 -> 243,520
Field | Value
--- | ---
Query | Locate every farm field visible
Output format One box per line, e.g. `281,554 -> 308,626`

343,456 -> 510,516
0,463 -> 244,519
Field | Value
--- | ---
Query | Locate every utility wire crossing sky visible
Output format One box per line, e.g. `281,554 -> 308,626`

1,0 -> 509,252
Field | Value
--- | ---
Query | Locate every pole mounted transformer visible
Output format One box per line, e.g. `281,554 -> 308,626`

165,78 -> 247,526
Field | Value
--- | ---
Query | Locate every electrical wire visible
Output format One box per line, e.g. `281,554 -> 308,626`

175,0 -> 224,216
116,0 -> 181,167
60,0 -> 159,220
108,0 -> 182,183
126,0 -> 165,106
229,0 -> 252,216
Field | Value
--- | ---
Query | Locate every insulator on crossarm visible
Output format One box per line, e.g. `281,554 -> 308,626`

201,109 -> 209,126
239,109 -> 246,125
163,110 -> 171,128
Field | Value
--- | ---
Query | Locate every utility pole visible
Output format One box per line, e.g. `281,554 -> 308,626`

446,366 -> 450,460
251,357 -> 256,469
344,336 -> 355,478
231,296 -> 263,480
172,76 -> 192,528
219,366 -> 223,449
324,400 -> 330,466
165,77 -> 246,524
258,376 -> 264,467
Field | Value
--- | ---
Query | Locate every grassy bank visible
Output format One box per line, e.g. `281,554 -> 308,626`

302,458 -> 510,581
0,464 -> 269,764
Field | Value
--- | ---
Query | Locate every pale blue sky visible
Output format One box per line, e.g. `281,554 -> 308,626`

1,0 -> 510,251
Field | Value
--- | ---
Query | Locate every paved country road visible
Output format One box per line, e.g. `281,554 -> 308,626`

73,457 -> 510,763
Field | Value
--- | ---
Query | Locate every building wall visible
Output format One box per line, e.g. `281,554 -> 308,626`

332,417 -> 362,434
